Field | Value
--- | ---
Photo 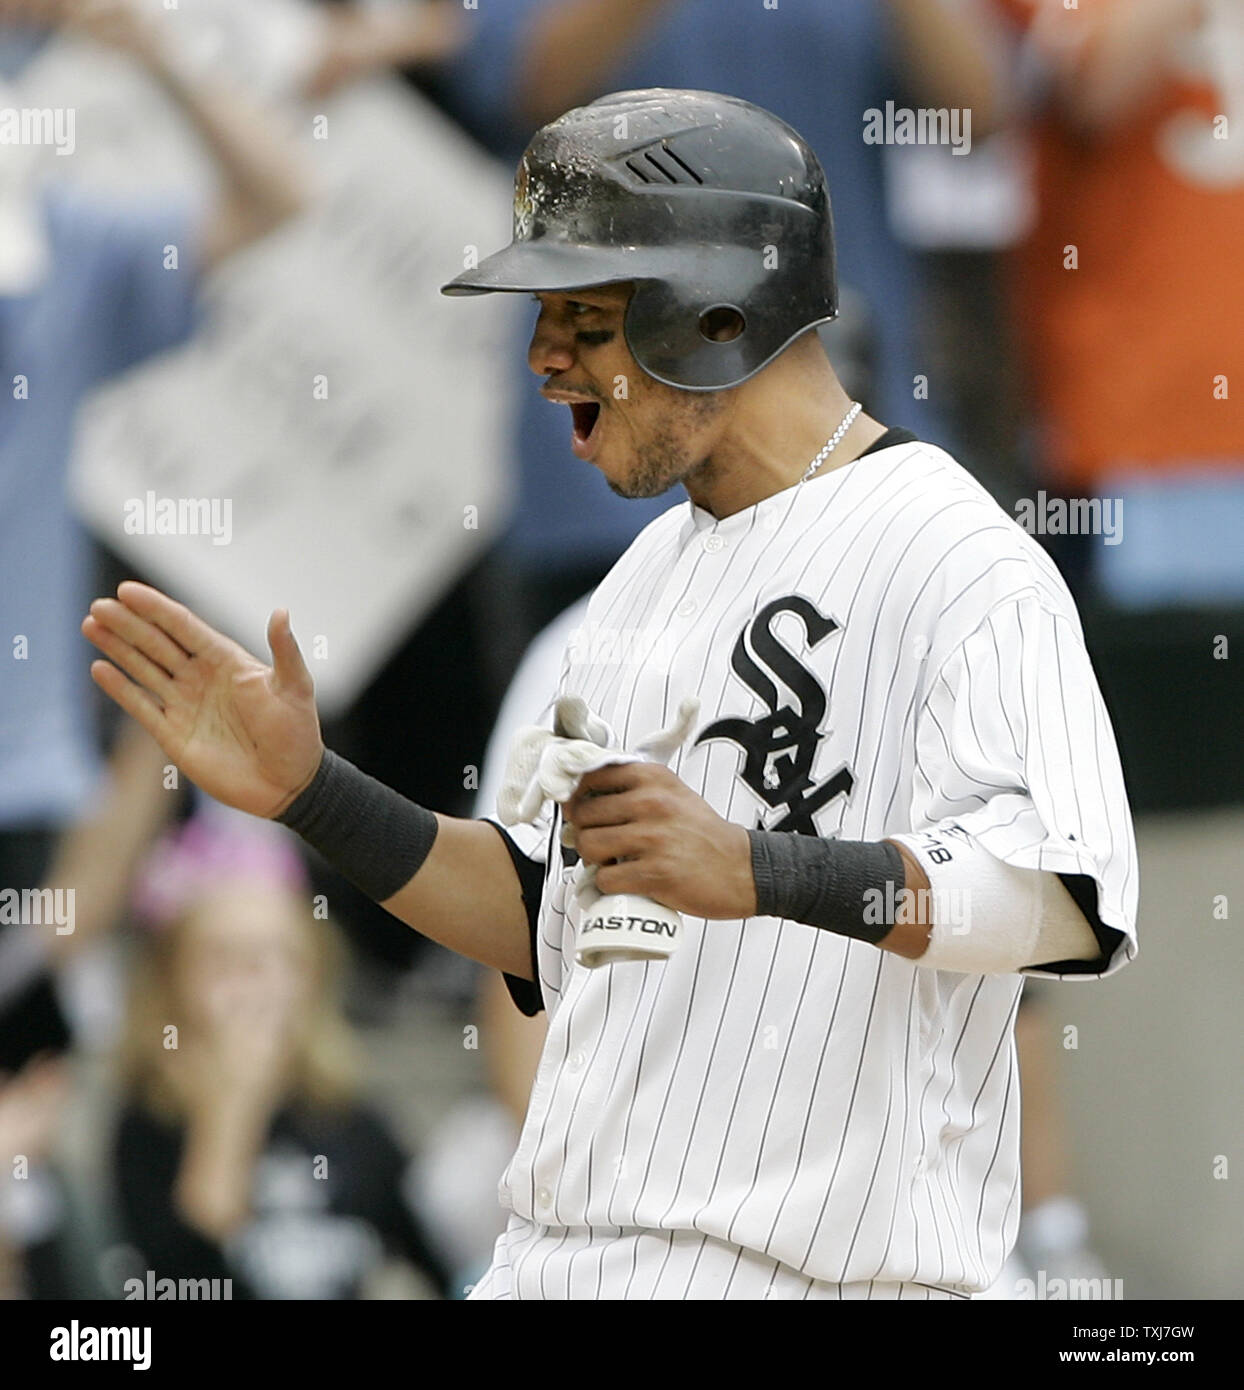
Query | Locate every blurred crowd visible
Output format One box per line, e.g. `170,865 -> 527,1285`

1,0 -> 1240,1300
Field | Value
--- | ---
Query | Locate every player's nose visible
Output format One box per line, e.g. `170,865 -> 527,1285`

527,306 -> 576,377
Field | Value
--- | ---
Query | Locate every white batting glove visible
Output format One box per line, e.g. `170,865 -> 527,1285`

495,694 -> 701,830
493,694 -> 701,967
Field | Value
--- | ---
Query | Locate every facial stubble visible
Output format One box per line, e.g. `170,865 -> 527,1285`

604,386 -> 732,501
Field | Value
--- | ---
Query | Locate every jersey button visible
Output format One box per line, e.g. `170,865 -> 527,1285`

676,598 -> 697,617
703,534 -> 725,553
536,1186 -> 553,1211
568,1050 -> 586,1072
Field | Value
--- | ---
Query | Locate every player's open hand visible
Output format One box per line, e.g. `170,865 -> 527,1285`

565,762 -> 758,920
82,582 -> 323,819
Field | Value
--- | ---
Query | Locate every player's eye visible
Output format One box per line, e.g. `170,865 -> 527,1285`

531,295 -> 604,321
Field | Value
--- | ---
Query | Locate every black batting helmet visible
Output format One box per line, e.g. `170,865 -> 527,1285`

441,88 -> 838,391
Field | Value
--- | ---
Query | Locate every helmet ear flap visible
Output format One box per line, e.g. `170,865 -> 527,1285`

624,277 -> 758,392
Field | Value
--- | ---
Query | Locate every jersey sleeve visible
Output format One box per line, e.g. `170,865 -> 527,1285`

482,819 -> 549,1016
910,591 -> 1138,978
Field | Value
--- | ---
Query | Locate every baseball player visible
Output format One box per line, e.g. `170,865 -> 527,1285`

82,89 -> 1138,1300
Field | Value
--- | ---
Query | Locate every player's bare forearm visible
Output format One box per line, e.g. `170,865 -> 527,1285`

272,750 -> 536,976
379,816 -> 534,980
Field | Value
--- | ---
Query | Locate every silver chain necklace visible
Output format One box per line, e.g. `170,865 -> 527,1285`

800,401 -> 862,484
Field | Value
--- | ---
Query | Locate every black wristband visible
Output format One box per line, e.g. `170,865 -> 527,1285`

276,749 -> 439,903
748,831 -> 906,945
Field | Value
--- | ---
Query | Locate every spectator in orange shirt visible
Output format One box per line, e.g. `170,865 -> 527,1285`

999,0 -> 1244,606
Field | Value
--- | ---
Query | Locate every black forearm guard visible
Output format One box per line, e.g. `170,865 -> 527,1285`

748,832 -> 906,944
276,750 -> 439,903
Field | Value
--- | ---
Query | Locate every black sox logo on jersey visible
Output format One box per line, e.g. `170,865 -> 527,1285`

694,595 -> 853,835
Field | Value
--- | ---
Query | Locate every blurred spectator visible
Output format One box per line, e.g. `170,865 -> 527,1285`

0,1054 -> 71,1297
967,0 -> 1244,1291
107,809 -> 451,1299
997,0 -> 1244,607
881,3 -> 1038,512
0,0 -> 306,1066
1009,987 -> 1114,1290
0,723 -> 175,1298
993,0 -> 1244,813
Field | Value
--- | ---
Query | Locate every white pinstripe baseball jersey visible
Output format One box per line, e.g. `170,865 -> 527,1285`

484,432 -> 1138,1299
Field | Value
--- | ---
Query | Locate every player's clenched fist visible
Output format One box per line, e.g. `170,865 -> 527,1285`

565,763 -> 758,921
81,582 -> 324,819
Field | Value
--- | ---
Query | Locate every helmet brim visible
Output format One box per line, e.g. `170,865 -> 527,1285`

441,241 -> 684,297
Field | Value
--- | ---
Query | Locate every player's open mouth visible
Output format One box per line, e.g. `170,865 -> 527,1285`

570,401 -> 603,460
